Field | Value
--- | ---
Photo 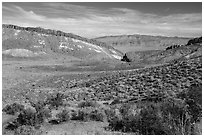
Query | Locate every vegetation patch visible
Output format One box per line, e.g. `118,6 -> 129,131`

107,85 -> 202,135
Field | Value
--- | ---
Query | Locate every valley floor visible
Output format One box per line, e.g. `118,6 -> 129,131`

2,56 -> 202,135
2,59 -> 131,135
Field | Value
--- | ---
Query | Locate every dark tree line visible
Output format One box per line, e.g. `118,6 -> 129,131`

187,37 -> 202,45
166,37 -> 202,51
166,44 -> 183,50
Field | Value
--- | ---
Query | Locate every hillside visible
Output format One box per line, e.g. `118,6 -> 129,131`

67,54 -> 202,102
121,37 -> 202,65
2,24 -> 123,60
94,34 -> 191,53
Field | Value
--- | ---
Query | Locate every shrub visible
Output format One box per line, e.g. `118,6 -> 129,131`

177,84 -> 202,134
56,109 -> 71,122
108,102 -> 165,134
30,101 -> 46,112
5,102 -> 51,131
3,103 -> 25,115
71,107 -> 105,122
16,108 -> 39,127
14,125 -> 36,135
155,98 -> 191,135
88,109 -> 105,122
46,93 -> 65,108
77,100 -> 100,108
70,109 -> 79,120
39,107 -> 52,119
104,107 -> 116,122
185,84 -> 202,123
108,98 -> 193,135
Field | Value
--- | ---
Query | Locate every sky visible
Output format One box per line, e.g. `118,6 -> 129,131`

2,2 -> 202,38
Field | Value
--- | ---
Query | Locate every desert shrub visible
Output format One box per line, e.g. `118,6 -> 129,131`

185,84 -> 202,123
77,100 -> 100,108
156,98 -> 191,135
30,101 -> 46,112
104,107 -> 116,122
56,109 -> 71,122
3,103 -> 25,115
5,102 -> 51,131
177,84 -> 202,134
108,102 -> 165,134
108,98 -> 193,135
135,103 -> 165,134
38,107 -> 52,119
70,109 -> 79,120
88,109 -> 105,122
46,93 -> 65,108
16,108 -> 40,127
14,125 -> 36,135
84,82 -> 91,87
74,109 -> 89,121
110,98 -> 122,105
71,107 -> 105,122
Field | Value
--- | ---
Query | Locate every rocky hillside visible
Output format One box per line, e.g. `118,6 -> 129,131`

122,37 -> 202,64
65,55 -> 202,103
94,34 -> 191,52
2,24 -> 123,60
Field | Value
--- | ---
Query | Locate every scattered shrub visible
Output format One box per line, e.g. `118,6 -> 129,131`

30,101 -> 46,112
108,98 -> 193,135
71,107 -> 105,122
3,103 -> 25,115
77,100 -> 100,108
56,109 -> 71,122
16,108 -> 40,127
39,107 -> 52,119
5,103 -> 51,131
110,98 -> 122,105
14,125 -> 36,135
46,93 -> 65,108
88,109 -> 105,122
177,84 -> 202,134
185,84 -> 202,123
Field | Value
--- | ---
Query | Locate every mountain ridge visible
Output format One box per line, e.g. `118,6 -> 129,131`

93,34 -> 192,53
2,24 -> 123,60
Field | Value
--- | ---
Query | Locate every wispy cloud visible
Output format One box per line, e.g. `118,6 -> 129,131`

2,3 -> 202,38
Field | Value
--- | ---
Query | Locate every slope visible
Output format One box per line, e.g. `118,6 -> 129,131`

122,37 -> 202,65
94,34 -> 191,53
2,24 -> 123,61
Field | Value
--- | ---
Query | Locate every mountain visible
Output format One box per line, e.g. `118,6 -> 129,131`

121,37 -> 202,65
2,24 -> 123,61
94,34 -> 191,53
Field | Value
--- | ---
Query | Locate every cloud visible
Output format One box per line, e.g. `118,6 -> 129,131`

2,3 -> 202,38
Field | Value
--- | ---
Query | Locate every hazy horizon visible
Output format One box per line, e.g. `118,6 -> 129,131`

2,2 -> 202,38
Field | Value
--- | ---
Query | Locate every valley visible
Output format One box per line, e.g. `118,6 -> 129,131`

2,24 -> 202,135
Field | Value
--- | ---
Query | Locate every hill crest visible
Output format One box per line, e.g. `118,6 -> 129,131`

2,24 -> 123,60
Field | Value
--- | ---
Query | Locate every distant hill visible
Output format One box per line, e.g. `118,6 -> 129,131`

2,24 -> 123,60
121,37 -> 202,64
94,34 -> 191,53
